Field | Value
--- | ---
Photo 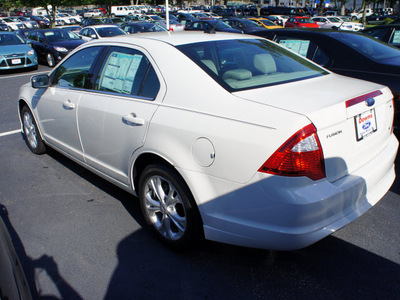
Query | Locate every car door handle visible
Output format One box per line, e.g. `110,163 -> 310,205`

122,114 -> 145,126
63,100 -> 75,110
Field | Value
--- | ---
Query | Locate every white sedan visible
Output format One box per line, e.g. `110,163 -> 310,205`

311,16 -> 356,31
17,32 -> 398,251
78,25 -> 127,42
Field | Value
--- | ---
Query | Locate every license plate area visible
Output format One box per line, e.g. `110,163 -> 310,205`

11,58 -> 21,65
355,109 -> 377,141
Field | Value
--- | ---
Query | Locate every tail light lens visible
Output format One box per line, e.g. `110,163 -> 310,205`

258,124 -> 325,181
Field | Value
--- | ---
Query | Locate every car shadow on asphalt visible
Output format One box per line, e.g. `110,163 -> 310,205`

0,203 -> 83,300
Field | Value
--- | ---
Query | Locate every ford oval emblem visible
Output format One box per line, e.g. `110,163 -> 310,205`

362,121 -> 371,130
365,98 -> 375,107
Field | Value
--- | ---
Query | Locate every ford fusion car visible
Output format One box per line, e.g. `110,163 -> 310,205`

17,32 -> 398,251
0,32 -> 37,70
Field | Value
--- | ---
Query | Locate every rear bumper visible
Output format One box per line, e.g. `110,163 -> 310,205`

192,134 -> 398,250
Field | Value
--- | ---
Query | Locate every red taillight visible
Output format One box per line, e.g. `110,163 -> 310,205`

258,124 -> 325,181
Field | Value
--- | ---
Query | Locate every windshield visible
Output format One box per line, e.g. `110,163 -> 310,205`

44,30 -> 80,42
177,39 -> 327,92
259,19 -> 278,26
2,18 -> 16,22
333,32 -> 400,61
137,23 -> 166,32
215,21 -> 233,29
241,19 -> 263,27
97,27 -> 126,37
0,33 -> 25,45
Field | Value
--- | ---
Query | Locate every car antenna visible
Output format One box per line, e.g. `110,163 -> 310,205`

204,18 -> 220,34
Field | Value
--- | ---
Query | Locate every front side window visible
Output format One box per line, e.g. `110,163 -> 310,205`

177,39 -> 328,92
95,47 -> 160,99
52,46 -> 102,88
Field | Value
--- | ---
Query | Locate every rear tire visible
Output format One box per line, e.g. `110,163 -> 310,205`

21,106 -> 46,154
139,164 -> 203,250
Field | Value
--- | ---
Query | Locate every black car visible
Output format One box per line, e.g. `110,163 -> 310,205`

173,13 -> 199,25
120,22 -> 166,34
158,13 -> 179,22
253,28 -> 400,127
365,13 -> 395,25
222,17 -> 268,34
26,29 -> 85,67
184,20 -> 242,33
361,24 -> 400,48
103,17 -> 125,26
81,18 -> 104,27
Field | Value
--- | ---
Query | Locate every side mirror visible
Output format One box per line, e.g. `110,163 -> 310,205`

31,74 -> 49,88
90,34 -> 97,39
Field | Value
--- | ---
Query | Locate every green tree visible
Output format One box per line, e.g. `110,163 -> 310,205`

0,0 -> 24,16
20,0 -> 91,27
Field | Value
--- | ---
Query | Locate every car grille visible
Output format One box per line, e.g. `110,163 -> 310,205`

4,53 -> 25,58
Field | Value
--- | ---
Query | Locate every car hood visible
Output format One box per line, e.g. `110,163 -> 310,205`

49,39 -> 85,50
0,44 -> 31,55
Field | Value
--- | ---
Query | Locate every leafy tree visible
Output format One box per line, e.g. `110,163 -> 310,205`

20,0 -> 91,27
0,0 -> 24,16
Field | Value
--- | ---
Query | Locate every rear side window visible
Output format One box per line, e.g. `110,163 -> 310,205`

95,46 -> 160,100
275,36 -> 329,66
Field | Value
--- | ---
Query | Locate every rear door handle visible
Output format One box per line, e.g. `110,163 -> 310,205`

122,114 -> 145,126
63,100 -> 75,110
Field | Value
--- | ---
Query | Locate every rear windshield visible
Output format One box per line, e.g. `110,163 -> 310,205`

177,39 -> 328,92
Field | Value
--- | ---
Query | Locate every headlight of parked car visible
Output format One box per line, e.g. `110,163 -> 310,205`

27,49 -> 35,56
53,46 -> 68,52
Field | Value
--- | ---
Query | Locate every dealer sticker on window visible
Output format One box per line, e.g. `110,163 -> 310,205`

355,109 -> 377,141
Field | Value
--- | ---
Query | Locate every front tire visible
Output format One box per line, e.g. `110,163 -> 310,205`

46,53 -> 55,67
21,106 -> 46,154
139,164 -> 203,250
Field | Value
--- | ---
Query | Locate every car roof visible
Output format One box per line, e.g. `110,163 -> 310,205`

87,31 -> 263,47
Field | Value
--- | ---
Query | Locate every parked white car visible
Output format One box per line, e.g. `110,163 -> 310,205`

336,16 -> 364,31
311,16 -> 355,31
350,8 -> 373,20
17,32 -> 398,251
78,25 -> 126,42
0,17 -> 25,30
83,9 -> 104,18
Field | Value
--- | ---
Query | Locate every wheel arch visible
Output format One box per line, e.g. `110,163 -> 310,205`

18,99 -> 45,142
131,152 -> 204,225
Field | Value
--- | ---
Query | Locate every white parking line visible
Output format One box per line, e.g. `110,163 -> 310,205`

0,129 -> 21,137
0,70 -> 49,80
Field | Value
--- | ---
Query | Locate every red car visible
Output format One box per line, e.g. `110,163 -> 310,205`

285,16 -> 319,28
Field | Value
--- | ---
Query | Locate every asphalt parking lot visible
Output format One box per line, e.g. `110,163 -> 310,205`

0,66 -> 399,299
